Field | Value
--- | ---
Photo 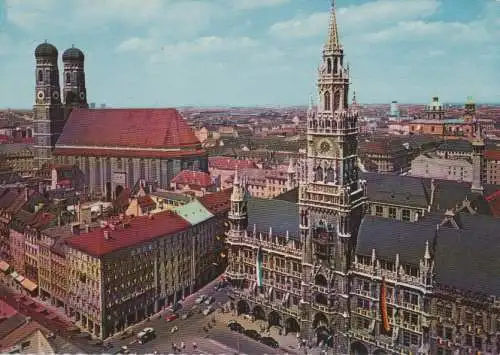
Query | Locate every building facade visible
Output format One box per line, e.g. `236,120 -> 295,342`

410,153 -> 473,182
59,191 -> 230,339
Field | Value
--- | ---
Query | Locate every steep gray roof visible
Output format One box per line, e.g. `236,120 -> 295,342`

247,197 -> 299,239
360,172 -> 430,208
436,139 -> 473,153
435,213 -> 500,296
356,214 -> 440,265
361,172 -> 494,215
357,212 -> 500,297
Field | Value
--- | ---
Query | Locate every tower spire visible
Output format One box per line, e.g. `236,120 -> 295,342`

325,0 -> 341,51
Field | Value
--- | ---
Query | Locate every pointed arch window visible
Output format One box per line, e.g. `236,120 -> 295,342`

333,91 -> 341,111
324,91 -> 331,111
333,58 -> 338,74
326,58 -> 332,73
315,166 -> 324,181
66,72 -> 71,84
326,167 -> 335,183
38,70 -> 43,83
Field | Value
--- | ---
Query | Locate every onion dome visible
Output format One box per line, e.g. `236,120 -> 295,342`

62,46 -> 85,62
35,42 -> 58,58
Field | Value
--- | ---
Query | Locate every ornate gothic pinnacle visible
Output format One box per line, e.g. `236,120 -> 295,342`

325,0 -> 341,51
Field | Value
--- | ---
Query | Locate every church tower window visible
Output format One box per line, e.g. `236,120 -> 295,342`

38,70 -> 43,83
324,91 -> 331,111
327,58 -> 332,73
66,72 -> 71,84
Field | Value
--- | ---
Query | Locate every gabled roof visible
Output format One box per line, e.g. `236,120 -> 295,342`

174,199 -> 214,225
56,108 -> 200,149
209,156 -> 258,170
436,139 -> 472,153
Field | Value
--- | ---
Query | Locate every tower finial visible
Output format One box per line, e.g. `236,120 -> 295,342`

325,0 -> 341,51
308,94 -> 314,110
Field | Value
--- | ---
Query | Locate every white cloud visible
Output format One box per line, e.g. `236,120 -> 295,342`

360,19 -> 495,43
116,37 -> 156,53
229,0 -> 289,11
269,0 -> 440,39
149,36 -> 260,63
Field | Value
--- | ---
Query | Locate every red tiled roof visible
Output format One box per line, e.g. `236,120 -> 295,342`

209,156 -> 257,170
53,147 -> 207,159
172,170 -> 213,188
65,211 -> 191,257
486,191 -> 500,217
137,195 -> 156,208
198,188 -> 232,215
485,150 -> 500,161
56,108 -> 200,149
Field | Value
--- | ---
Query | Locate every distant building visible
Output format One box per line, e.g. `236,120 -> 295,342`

410,153 -> 473,182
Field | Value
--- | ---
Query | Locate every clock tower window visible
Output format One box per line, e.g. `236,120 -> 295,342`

324,91 -> 331,111
334,91 -> 341,111
315,166 -> 324,181
326,167 -> 335,183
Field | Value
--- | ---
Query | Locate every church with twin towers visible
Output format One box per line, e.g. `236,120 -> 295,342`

31,42 -> 208,197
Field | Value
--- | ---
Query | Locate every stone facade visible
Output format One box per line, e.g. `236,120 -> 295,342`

57,155 -> 207,199
410,153 -> 473,182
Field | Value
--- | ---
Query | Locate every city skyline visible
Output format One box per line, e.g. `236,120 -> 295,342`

0,0 -> 499,109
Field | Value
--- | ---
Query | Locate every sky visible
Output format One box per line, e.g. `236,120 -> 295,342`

0,0 -> 499,108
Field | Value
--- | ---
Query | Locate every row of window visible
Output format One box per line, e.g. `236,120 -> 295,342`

374,205 -> 411,221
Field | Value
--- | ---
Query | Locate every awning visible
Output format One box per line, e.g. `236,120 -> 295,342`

21,278 -> 38,292
9,271 -> 19,279
15,275 -> 25,283
0,260 -> 9,272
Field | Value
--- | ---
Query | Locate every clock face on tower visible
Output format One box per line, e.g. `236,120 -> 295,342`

320,141 -> 331,153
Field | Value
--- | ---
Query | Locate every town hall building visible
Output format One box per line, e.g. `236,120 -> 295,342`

225,2 -> 500,355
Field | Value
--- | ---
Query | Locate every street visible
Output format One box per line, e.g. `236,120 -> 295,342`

1,275 -> 300,354
106,277 -> 285,354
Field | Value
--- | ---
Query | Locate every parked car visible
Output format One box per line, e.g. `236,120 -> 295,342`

181,311 -> 192,320
204,296 -> 215,305
244,329 -> 261,341
228,322 -> 244,333
137,327 -> 156,344
203,306 -> 214,316
261,337 -> 279,348
195,295 -> 207,304
165,313 -> 178,322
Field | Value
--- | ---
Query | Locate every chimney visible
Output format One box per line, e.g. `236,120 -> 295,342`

104,230 -> 110,240
24,188 -> 29,202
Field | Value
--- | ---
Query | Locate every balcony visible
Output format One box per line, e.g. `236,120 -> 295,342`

226,237 -> 302,258
400,302 -> 420,312
352,307 -> 372,317
312,285 -> 331,294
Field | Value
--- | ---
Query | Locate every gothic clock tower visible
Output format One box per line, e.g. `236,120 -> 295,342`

298,1 -> 367,351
